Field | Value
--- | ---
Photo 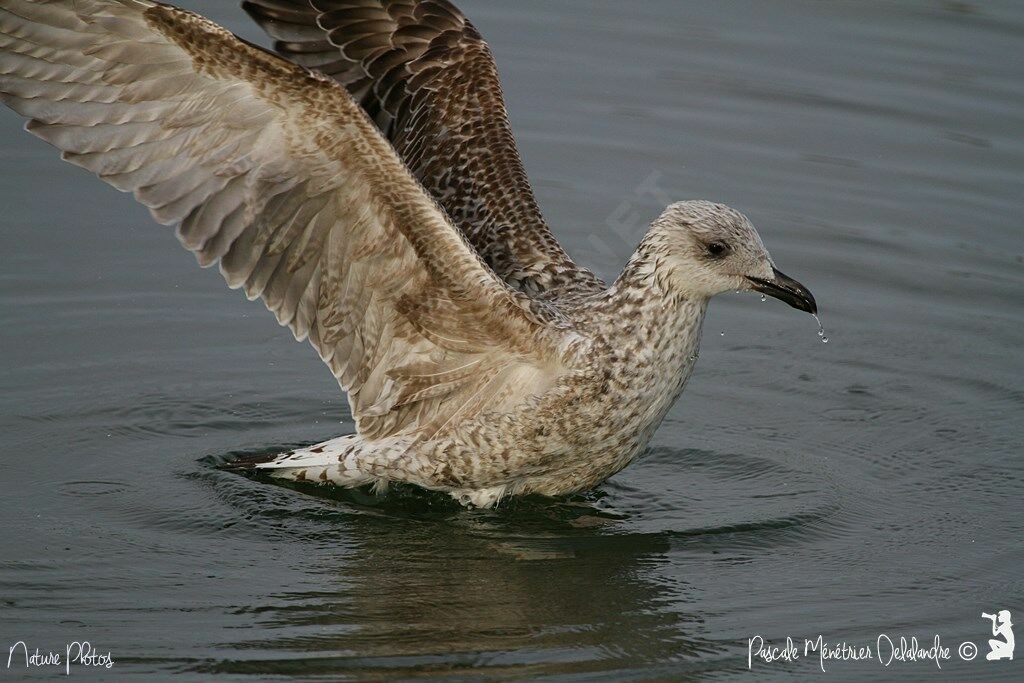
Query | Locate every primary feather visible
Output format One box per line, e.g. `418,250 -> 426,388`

0,0 -> 565,441
242,0 -> 604,299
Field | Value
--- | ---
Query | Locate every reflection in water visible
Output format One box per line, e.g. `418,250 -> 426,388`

180,439 -> 849,677
196,469 -> 725,678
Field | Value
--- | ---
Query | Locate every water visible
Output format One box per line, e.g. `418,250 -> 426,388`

1,0 -> 1021,679
812,314 -> 829,344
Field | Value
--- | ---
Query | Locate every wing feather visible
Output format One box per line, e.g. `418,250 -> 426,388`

0,0 -> 566,439
243,0 -> 605,299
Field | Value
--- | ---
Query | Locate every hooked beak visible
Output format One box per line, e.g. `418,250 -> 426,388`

747,267 -> 817,314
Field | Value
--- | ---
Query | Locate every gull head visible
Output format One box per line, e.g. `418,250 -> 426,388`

650,200 -> 816,314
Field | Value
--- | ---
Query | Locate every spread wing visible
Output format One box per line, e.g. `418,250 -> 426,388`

242,0 -> 604,298
0,0 -> 568,440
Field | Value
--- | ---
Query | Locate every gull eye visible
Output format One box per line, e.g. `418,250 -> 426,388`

706,241 -> 729,258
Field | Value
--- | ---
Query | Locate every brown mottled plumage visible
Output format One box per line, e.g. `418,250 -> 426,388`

0,0 -> 816,507
241,0 -> 603,300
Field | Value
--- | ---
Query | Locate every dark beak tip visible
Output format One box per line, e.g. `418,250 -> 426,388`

798,288 -> 818,315
748,268 -> 817,315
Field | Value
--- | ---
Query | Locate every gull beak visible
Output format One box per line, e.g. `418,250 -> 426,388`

747,267 -> 817,314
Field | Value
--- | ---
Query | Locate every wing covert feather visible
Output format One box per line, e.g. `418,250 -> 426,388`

242,0 -> 604,298
0,0 -> 565,439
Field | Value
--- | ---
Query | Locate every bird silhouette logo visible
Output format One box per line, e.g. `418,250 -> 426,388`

982,610 -> 1014,661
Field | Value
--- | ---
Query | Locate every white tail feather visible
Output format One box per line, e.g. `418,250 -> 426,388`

255,434 -> 373,486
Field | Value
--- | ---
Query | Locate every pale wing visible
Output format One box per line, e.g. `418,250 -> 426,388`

242,0 -> 605,298
0,0 -> 566,440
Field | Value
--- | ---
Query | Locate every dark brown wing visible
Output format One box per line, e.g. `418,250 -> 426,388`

242,0 -> 604,298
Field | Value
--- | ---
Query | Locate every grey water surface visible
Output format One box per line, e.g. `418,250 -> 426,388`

1,0 -> 1022,680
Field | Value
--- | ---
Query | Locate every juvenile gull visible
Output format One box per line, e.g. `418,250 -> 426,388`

0,0 -> 816,507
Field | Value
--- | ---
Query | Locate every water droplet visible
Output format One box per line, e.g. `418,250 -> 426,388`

720,331 -> 725,336
812,314 -> 829,344
760,294 -> 767,302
